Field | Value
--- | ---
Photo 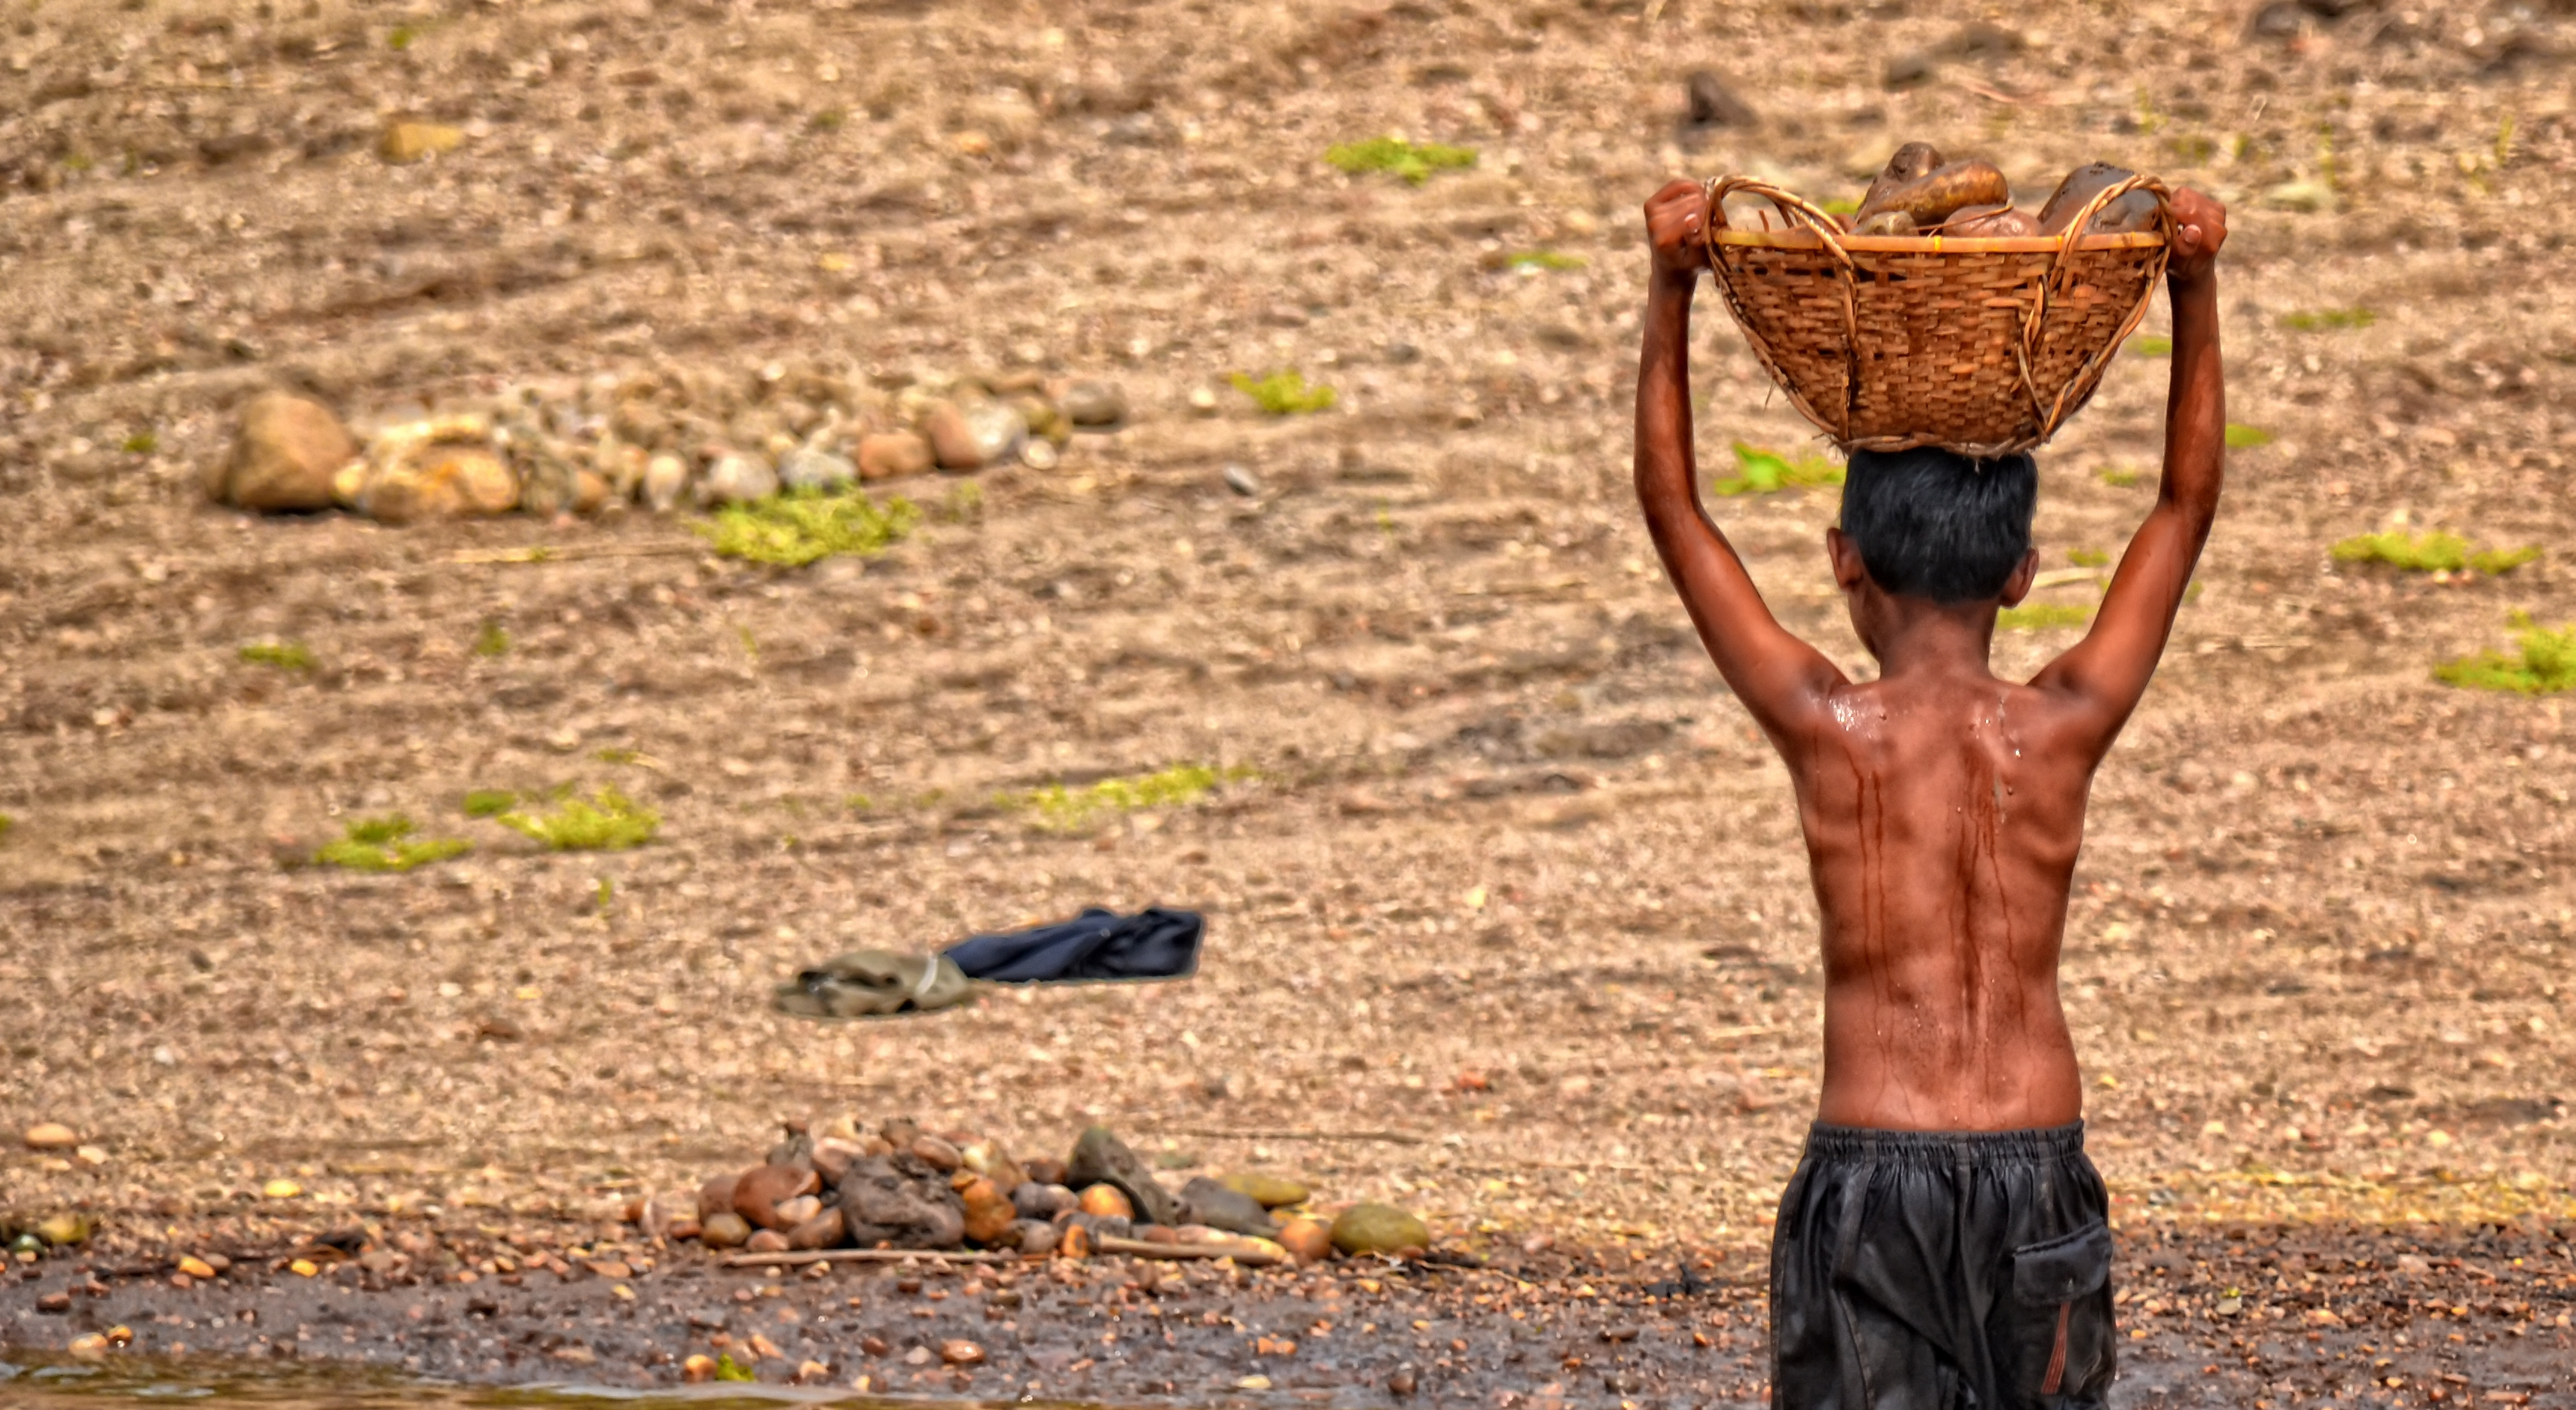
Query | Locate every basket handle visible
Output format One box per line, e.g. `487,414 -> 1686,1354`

2019,174 -> 2175,440
1702,177 -> 1864,441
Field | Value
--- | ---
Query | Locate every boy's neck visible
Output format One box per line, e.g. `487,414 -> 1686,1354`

1863,598 -> 2002,682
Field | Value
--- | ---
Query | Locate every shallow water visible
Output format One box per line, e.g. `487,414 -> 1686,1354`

0,1355 -> 1003,1410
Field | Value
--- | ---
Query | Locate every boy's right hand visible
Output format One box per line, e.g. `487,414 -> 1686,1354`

1644,179 -> 1711,286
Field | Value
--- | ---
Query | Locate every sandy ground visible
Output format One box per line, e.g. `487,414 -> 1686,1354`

3,0 -> 2575,1400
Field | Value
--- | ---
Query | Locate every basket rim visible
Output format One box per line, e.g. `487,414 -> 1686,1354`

1713,230 -> 2165,254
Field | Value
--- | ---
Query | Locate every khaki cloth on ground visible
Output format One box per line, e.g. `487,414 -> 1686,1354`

773,951 -> 975,1018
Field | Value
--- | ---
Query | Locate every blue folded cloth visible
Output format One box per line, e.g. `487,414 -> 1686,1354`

941,906 -> 1204,983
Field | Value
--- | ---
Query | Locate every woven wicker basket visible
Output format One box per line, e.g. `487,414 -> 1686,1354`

1700,173 -> 2173,458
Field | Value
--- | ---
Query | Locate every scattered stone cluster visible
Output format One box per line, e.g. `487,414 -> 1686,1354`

667,1119 -> 1431,1269
202,369 -> 1131,523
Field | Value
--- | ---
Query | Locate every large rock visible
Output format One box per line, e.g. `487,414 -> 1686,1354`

1065,1126 -> 1182,1227
210,392 -> 359,511
1217,1171 -> 1311,1208
641,453 -> 689,512
697,451 -> 777,506
920,399 -> 1023,471
777,447 -> 857,493
1180,1176 -> 1280,1237
733,1164 -> 823,1232
834,1157 -> 966,1250
857,432 -> 934,481
1061,380 -> 1128,429
1329,1202 -> 1430,1256
355,447 -> 519,523
959,1177 -> 1018,1247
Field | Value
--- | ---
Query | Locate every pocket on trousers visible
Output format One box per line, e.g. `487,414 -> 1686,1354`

2012,1222 -> 2112,1305
2009,1221 -> 2116,1405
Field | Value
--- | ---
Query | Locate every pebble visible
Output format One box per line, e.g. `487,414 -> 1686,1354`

940,1340 -> 986,1367
209,392 -> 358,511
23,1123 -> 78,1152
642,453 -> 690,513
1222,465 -> 1262,497
1217,1172 -> 1311,1208
1061,380 -> 1128,429
380,121 -> 463,163
777,447 -> 856,493
1079,1184 -> 1135,1220
697,451 -> 778,506
1882,49 -> 1937,87
960,1140 -> 1028,1192
911,1135 -> 963,1171
745,1228 -> 790,1254
1012,1219 -> 1062,1255
857,431 -> 934,481
1067,1125 -> 1183,1226
354,447 -> 519,523
1329,1203 -> 1430,1256
1179,1176 -> 1280,1237
1011,1181 -> 1076,1220
1012,395 -> 1070,447
35,1214 -> 91,1248
810,1137 -> 867,1183
734,1164 -> 823,1231
176,1256 -> 216,1280
699,1213 -> 751,1249
1277,1216 -> 1332,1263
922,401 -> 989,474
786,1207 -> 847,1251
774,1195 -> 823,1227
1019,439 -> 1061,471
960,1177 -> 1018,1247
697,1173 -> 740,1222
1683,70 -> 1757,128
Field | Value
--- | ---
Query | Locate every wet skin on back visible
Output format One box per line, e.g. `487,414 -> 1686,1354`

1631,179 -> 2232,1132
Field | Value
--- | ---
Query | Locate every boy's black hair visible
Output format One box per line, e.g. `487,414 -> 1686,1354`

1839,447 -> 2038,603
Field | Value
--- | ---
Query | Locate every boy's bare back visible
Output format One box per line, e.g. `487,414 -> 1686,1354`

1632,179 -> 2231,1134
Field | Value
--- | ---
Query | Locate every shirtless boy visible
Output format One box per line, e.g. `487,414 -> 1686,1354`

1632,179 -> 2230,1408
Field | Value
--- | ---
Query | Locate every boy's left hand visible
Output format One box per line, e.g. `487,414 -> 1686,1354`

2167,188 -> 2227,287
1644,179 -> 1711,285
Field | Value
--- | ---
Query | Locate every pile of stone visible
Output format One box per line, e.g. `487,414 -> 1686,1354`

203,368 -> 1129,523
661,1118 -> 1432,1267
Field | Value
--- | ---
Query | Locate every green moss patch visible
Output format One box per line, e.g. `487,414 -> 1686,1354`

2330,532 -> 2541,576
1998,603 -> 2095,632
1232,370 -> 1338,416
315,815 -> 472,873
2224,423 -> 2274,449
499,787 -> 660,851
1712,442 -> 1842,497
2098,466 -> 2144,489
1494,249 -> 1586,272
2129,335 -> 2173,358
473,621 -> 511,657
238,641 -> 316,671
1007,764 -> 1256,832
2435,613 -> 2576,695
461,789 -> 519,819
696,489 -> 920,568
2281,307 -> 2376,332
1324,136 -> 1477,185
2068,548 -> 2111,567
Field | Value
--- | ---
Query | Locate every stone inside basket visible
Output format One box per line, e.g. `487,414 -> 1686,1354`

1700,173 -> 2174,459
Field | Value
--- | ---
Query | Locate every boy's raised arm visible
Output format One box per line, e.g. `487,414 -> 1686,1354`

1634,180 -> 1843,736
2030,188 -> 2230,737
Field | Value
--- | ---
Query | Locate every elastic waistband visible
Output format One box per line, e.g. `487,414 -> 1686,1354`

1802,1121 -> 2086,1167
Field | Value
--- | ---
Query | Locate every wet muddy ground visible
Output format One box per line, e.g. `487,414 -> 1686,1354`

9,1222 -> 2576,1407
3,0 -> 2575,1404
